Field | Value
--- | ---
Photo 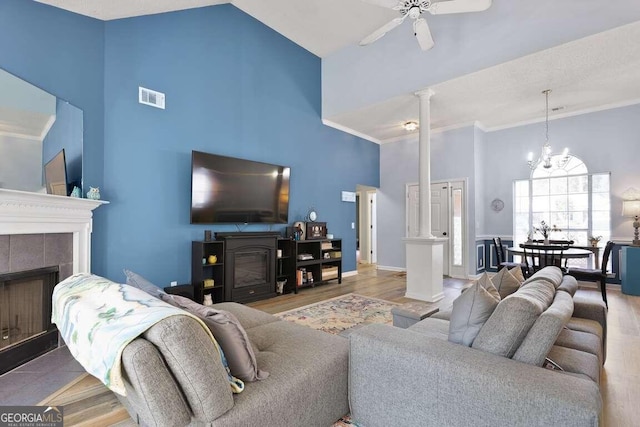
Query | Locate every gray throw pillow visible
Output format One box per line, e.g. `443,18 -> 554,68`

160,294 -> 269,382
449,282 -> 500,347
476,273 -> 501,301
509,266 -> 526,284
491,267 -> 521,299
124,269 -> 166,298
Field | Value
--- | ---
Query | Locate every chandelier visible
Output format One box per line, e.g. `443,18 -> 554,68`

527,89 -> 569,170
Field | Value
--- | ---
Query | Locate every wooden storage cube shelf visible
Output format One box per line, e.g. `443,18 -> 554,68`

322,266 -> 339,281
192,240 -> 225,304
292,238 -> 342,292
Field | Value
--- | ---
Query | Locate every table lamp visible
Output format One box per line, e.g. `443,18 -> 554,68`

622,199 -> 640,246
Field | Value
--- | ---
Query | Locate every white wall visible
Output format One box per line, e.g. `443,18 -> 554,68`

482,104 -> 640,241
378,126 -> 479,274
377,103 -> 640,274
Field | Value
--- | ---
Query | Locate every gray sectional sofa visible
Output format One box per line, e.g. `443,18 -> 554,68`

116,302 -> 349,426
349,267 -> 606,427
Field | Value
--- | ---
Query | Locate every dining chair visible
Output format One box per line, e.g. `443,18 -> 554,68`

566,240 -> 614,308
531,240 -> 575,268
520,242 -> 571,274
493,237 -> 528,274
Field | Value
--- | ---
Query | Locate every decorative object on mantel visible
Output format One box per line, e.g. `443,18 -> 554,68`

533,220 -> 561,245
588,235 -> 602,247
70,186 -> 82,198
622,199 -> 640,246
526,89 -> 570,170
86,187 -> 101,200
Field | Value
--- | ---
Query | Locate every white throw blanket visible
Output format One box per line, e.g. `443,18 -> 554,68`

52,273 -> 244,396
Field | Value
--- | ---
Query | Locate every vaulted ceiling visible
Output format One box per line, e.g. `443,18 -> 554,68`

36,0 -> 640,143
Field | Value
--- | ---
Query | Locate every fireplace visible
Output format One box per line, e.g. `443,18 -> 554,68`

0,266 -> 59,375
0,188 -> 106,373
218,232 -> 278,303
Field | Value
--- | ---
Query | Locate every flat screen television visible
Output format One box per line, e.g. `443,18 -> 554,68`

190,151 -> 290,224
44,149 -> 68,196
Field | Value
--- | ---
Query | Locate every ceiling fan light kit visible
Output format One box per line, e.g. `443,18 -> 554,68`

360,0 -> 492,51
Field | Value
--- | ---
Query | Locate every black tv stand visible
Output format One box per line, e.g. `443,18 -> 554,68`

215,231 -> 281,239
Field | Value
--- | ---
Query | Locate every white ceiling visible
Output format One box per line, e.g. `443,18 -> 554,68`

328,21 -> 640,142
35,0 -> 640,143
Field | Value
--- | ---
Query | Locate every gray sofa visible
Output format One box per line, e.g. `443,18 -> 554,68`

349,267 -> 606,427
117,302 -> 349,426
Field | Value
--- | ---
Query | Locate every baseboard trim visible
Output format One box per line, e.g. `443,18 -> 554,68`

342,270 -> 358,278
376,265 -> 406,272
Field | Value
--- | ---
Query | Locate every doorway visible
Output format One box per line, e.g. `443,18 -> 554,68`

406,180 -> 467,278
357,185 -> 377,265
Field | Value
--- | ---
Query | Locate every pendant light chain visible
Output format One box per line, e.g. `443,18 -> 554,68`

544,89 -> 550,143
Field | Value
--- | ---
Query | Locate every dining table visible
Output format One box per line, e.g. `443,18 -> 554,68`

506,246 -> 593,259
506,246 -> 596,268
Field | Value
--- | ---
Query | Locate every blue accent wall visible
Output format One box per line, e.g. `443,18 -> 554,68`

102,6 -> 379,285
0,0 -> 106,270
0,2 -> 379,287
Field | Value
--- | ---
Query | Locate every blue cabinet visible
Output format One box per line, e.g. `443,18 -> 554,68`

621,246 -> 640,296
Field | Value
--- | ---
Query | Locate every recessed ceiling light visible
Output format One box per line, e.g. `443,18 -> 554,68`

403,121 -> 419,131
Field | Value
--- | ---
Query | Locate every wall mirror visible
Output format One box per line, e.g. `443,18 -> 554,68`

0,68 -> 83,194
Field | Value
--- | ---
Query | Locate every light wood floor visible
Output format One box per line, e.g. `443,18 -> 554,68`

43,265 -> 640,426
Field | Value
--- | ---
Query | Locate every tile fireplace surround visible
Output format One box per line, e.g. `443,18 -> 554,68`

0,189 -> 106,371
0,189 -> 106,274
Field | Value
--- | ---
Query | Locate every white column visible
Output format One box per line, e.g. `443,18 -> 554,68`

416,89 -> 435,238
403,88 -> 445,303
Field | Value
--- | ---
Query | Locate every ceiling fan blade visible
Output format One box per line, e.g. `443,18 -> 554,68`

414,18 -> 434,51
359,16 -> 408,46
428,0 -> 492,15
360,0 -> 402,10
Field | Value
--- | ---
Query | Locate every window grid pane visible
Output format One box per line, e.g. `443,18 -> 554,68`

514,167 -> 611,260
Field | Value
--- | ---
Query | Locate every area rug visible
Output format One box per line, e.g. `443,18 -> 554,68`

275,293 -> 399,336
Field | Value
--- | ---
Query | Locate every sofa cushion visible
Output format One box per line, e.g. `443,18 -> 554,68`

522,266 -> 563,289
409,317 -> 450,341
472,280 -> 555,358
512,291 -> 573,366
213,320 -> 349,426
161,294 -> 268,382
566,317 -> 603,340
555,328 -> 603,366
557,275 -> 579,296
547,345 -> 600,384
124,269 -> 166,298
449,282 -> 499,347
120,338 -> 192,427
142,316 -> 234,420
211,302 -> 280,330
430,307 -> 452,321
491,267 -> 521,299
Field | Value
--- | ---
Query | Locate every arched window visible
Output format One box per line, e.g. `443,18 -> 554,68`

531,154 -> 589,178
514,155 -> 610,263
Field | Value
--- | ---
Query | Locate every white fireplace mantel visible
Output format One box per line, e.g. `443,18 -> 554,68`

0,189 -> 108,273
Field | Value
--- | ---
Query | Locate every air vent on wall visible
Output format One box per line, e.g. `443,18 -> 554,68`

139,86 -> 165,109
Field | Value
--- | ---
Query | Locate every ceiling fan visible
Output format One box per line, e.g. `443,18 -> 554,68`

360,0 -> 492,51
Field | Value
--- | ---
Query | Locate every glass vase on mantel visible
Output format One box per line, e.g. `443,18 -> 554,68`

544,238 -> 550,245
